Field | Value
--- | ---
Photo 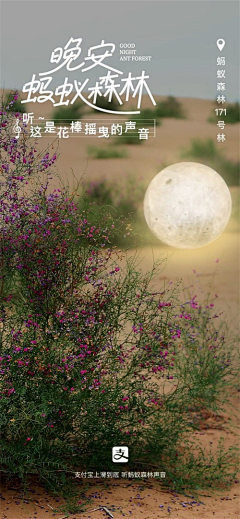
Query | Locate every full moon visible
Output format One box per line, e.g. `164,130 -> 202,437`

143,162 -> 232,249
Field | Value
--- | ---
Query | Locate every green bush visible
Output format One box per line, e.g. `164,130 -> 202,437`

181,138 -> 239,186
88,145 -> 128,159
225,102 -> 240,123
92,95 -> 120,112
77,176 -> 145,248
182,138 -> 217,160
52,102 -> 83,125
128,108 -> 161,127
80,175 -> 177,249
208,102 -> 240,124
155,96 -> 186,119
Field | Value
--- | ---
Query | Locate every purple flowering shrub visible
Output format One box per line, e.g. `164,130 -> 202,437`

0,94 -> 238,497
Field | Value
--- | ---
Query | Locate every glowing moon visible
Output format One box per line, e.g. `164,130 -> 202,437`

143,162 -> 232,249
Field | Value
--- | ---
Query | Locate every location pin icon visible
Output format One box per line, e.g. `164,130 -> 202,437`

217,39 -> 225,52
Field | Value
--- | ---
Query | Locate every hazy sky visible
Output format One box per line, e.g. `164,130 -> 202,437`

0,1 -> 239,101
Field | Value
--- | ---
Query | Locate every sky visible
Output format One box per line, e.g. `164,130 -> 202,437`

0,0 -> 239,101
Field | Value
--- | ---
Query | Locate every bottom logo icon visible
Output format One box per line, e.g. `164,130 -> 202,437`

112,446 -> 129,463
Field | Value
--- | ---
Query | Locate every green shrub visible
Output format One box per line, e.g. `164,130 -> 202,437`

128,108 -> 161,127
52,102 -> 83,125
88,145 -> 128,159
208,102 -> 240,124
77,176 -> 145,248
92,95 -> 120,112
181,138 -> 239,186
225,102 -> 240,123
81,175 -> 144,219
182,138 -> 217,160
155,96 -> 186,119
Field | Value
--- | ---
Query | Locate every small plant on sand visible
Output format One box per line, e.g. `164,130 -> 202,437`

92,95 -> 120,112
52,102 -> 83,125
115,133 -> 144,145
128,108 -> 161,127
88,145 -> 128,159
155,96 -> 186,119
208,101 -> 240,124
182,138 -> 217,160
181,138 -> 239,186
0,93 -> 238,511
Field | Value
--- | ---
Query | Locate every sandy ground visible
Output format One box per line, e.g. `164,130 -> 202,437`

0,95 -> 239,518
0,475 -> 239,519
